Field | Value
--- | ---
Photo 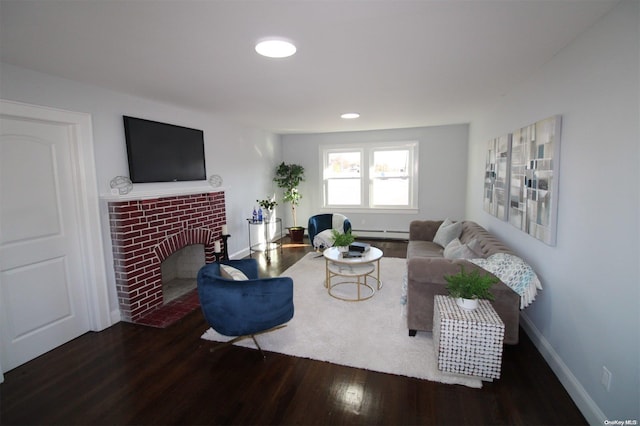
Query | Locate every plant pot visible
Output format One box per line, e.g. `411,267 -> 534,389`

456,297 -> 478,311
337,245 -> 349,254
288,227 -> 305,243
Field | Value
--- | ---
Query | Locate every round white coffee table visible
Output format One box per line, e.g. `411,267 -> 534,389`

323,246 -> 383,301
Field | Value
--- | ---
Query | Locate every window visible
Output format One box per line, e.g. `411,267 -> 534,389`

321,142 -> 418,210
324,150 -> 362,205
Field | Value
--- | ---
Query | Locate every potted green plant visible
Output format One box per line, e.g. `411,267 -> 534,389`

444,266 -> 498,311
331,229 -> 356,253
273,162 -> 305,242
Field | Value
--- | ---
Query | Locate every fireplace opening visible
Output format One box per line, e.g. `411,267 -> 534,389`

160,244 -> 205,304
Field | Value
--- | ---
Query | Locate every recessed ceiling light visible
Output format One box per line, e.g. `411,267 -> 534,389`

255,38 -> 297,58
341,112 -> 360,119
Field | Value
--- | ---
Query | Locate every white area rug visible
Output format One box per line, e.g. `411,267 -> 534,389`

201,252 -> 482,388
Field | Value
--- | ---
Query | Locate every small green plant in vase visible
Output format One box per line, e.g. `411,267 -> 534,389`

256,198 -> 277,221
444,266 -> 498,311
331,229 -> 356,253
256,198 -> 277,211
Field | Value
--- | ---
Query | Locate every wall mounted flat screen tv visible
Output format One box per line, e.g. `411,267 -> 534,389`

123,116 -> 206,183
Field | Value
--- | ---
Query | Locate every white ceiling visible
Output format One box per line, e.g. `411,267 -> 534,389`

0,0 -> 618,134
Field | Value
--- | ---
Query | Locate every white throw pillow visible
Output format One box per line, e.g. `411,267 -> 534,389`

466,238 -> 486,258
313,229 -> 335,249
332,214 -> 347,232
433,218 -> 462,248
443,238 -> 484,259
219,264 -> 249,281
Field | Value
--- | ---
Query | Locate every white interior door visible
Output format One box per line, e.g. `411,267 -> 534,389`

0,113 -> 91,373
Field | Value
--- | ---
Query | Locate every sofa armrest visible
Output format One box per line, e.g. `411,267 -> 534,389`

406,256 -> 520,344
407,257 -> 514,295
407,257 -> 472,284
409,220 -> 443,242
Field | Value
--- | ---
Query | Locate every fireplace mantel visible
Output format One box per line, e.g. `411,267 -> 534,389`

100,181 -> 224,202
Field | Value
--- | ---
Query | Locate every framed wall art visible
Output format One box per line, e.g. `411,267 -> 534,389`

508,115 -> 562,246
483,134 -> 511,221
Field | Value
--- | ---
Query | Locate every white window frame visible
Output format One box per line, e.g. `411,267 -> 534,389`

320,141 -> 418,212
321,146 -> 364,207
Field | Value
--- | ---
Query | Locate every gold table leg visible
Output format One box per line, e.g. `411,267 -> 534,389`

325,258 -> 329,288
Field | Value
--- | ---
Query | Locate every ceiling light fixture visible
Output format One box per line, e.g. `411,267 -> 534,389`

255,38 -> 297,58
341,112 -> 360,119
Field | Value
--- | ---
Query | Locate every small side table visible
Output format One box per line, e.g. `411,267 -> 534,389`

433,295 -> 505,380
247,218 -> 283,263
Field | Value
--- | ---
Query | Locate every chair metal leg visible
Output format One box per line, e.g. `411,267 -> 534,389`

251,335 -> 266,360
208,324 -> 287,360
208,335 -> 246,353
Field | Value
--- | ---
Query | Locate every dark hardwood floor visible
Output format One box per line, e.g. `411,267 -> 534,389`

0,238 -> 586,425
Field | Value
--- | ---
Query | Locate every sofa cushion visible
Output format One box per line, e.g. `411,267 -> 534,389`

407,240 -> 443,259
433,218 -> 462,248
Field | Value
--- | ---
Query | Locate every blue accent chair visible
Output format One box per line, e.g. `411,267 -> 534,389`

308,213 -> 352,249
197,259 -> 294,358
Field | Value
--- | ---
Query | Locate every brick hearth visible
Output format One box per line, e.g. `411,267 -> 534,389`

108,191 -> 226,325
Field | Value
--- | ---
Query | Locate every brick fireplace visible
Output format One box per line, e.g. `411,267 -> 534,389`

108,191 -> 226,325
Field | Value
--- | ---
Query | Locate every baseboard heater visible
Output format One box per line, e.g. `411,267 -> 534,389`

351,229 -> 409,240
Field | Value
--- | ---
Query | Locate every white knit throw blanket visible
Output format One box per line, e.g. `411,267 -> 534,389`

469,253 -> 542,309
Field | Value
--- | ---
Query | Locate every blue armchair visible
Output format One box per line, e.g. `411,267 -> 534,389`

308,213 -> 352,249
197,259 -> 294,358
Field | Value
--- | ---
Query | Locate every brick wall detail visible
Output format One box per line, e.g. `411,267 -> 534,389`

108,191 -> 226,323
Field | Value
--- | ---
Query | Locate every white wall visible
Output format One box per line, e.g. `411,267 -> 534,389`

466,1 -> 639,422
281,125 -> 469,234
0,63 -> 282,318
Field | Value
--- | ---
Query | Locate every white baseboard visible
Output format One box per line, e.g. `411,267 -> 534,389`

351,229 -> 409,240
229,248 -> 251,260
520,313 -> 606,425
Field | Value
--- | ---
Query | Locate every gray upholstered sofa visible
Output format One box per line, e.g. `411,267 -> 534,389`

406,220 -> 521,344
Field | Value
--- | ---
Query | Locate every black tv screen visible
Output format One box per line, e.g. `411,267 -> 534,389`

123,116 -> 206,183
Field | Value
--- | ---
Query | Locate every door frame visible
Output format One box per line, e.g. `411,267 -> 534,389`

0,99 -> 111,382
